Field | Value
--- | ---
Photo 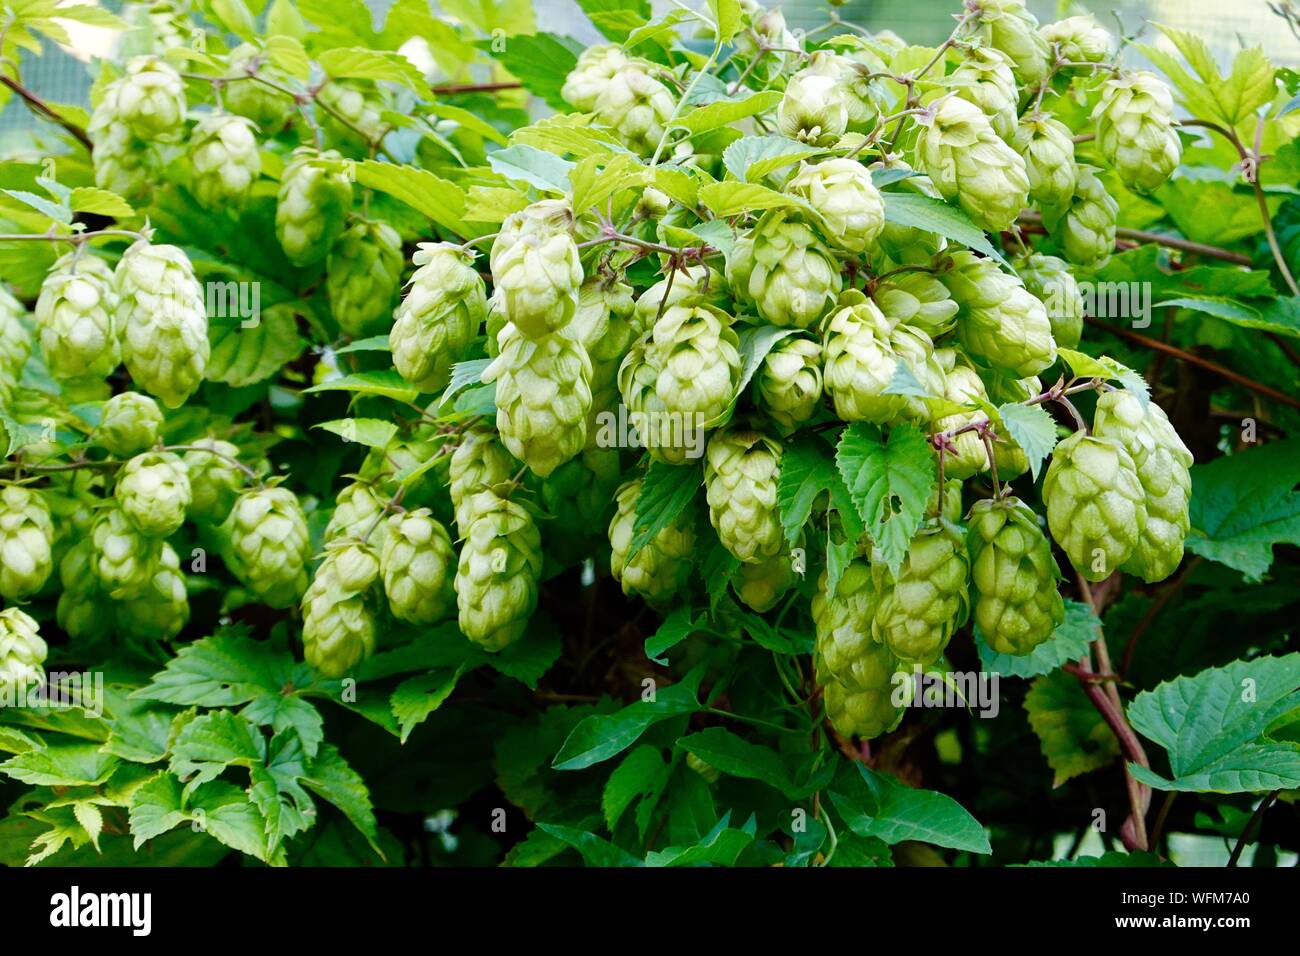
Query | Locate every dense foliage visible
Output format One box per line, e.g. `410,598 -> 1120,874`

0,0 -> 1298,867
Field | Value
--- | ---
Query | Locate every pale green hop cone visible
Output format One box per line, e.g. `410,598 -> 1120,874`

390,242 -> 486,392
454,496 -> 543,652
0,608 -> 47,696
968,496 -> 1064,655
115,451 -> 191,537
275,148 -> 353,267
220,485 -> 311,608
115,243 -> 209,408
0,484 -> 54,601
380,508 -> 456,625
94,391 -> 163,456
327,219 -> 404,338
871,521 -> 971,666
35,252 -> 120,383
704,427 -> 784,564
608,479 -> 694,606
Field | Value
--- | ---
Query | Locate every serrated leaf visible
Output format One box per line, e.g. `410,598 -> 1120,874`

0,743 -> 117,787
303,369 -> 419,402
314,418 -> 399,449
628,459 -> 702,562
722,134 -> 823,183
602,744 -> 667,832
206,308 -> 305,388
698,181 -> 806,218
488,143 -> 575,193
390,669 -> 461,743
68,187 -> 133,218
645,605 -> 695,664
672,90 -> 781,135
995,402 -> 1058,481
318,47 -> 425,90
644,812 -> 756,866
829,765 -> 991,854
1024,669 -> 1120,787
835,422 -> 935,574
553,668 -> 703,770
350,159 -> 466,236
2,188 -> 69,223
881,191 -> 1003,263
476,33 -> 584,111
776,431 -> 859,547
676,727 -> 804,797
538,823 -> 643,866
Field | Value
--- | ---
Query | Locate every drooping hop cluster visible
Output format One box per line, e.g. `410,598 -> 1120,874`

941,250 -> 1057,377
0,485 -> 53,600
302,542 -> 381,677
732,549 -> 799,613
220,486 -> 311,607
35,252 -> 120,383
968,497 -> 1064,655
327,219 -> 404,338
704,427 -> 784,564
561,45 -> 674,156
0,287 -> 29,403
608,479 -> 694,605
115,451 -> 192,537
380,509 -> 456,625
275,148 -> 354,267
871,521 -> 970,665
390,243 -> 487,392
1094,71 -> 1183,194
324,481 -> 391,552
93,391 -> 163,456
449,429 -> 517,534
489,200 -> 583,339
969,0 -> 1051,86
949,46 -> 1019,140
0,608 -> 47,694
188,113 -> 262,208
1053,166 -> 1118,268
116,542 -> 190,641
1011,114 -> 1077,210
454,495 -> 543,652
88,56 -> 186,199
222,43 -> 295,131
91,505 -> 164,599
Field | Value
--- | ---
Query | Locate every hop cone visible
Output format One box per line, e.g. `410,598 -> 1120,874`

777,68 -> 848,146
390,242 -> 486,392
726,210 -> 842,329
594,62 -> 675,156
950,46 -> 1019,139
968,496 -> 1064,655
116,451 -> 191,537
932,353 -> 991,480
328,220 -> 404,338
608,479 -> 694,605
302,543 -> 381,677
1040,15 -> 1114,65
324,481 -> 389,549
489,200 -> 582,339
116,542 -> 189,641
380,509 -> 456,624
455,496 -> 543,652
1055,166 -> 1117,267
1093,390 -> 1193,583
109,55 -> 186,140
1016,253 -> 1083,348
276,148 -> 353,267
562,44 -> 629,111
449,429 -> 517,533
873,270 -> 959,337
871,520 -> 970,665
617,333 -> 688,464
0,286 -> 30,397
223,43 -> 295,131
1042,431 -> 1148,581
183,439 -> 244,524
869,161 -> 947,265
704,427 -> 784,564
787,158 -> 885,255
942,251 -> 1056,377
318,80 -> 386,150
754,332 -> 823,432
916,97 -> 1030,234
805,49 -> 886,133
972,0 -> 1051,85
0,608 -> 46,695
1094,71 -> 1182,194
35,252 -> 120,383
57,540 -> 114,641
733,549 -> 798,613
221,486 -> 311,607
1011,114 -> 1077,210
649,304 -> 741,427
485,323 -> 593,478
0,485 -> 53,600
633,264 -> 728,327
189,113 -> 262,208
92,505 -> 164,599
115,243 -> 209,408
89,118 -> 155,201
94,391 -> 163,456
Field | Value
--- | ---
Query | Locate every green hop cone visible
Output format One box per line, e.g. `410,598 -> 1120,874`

1016,253 -> 1083,348
182,439 -> 244,524
485,322 -> 593,478
455,495 -> 543,652
726,210 -> 842,329
561,44 -> 629,111
94,391 -> 163,456
949,46 -> 1019,139
109,55 -> 186,140
872,269 -> 959,338
222,43 -> 295,131
1042,430 -> 1148,582
971,0 -> 1051,86
649,303 -> 741,429
189,113 -> 262,209
1054,166 -> 1117,267
221,485 -> 311,607
617,334 -> 683,464
871,520 -> 970,665
0,286 -> 30,396
633,264 -> 728,327
57,540 -> 114,641
777,67 -> 848,146
318,80 -> 386,150
704,427 -> 784,564
1094,71 -> 1183,194
91,504 -> 164,599
324,481 -> 390,552
302,542 -> 381,677
115,541 -> 189,641
390,242 -> 486,392
916,96 -> 1030,234
380,508 -> 456,624
1092,390 -> 1194,583
594,61 -> 675,156
449,428 -> 516,533
0,485 -> 53,600
1040,15 -> 1115,66
941,251 -> 1057,377
608,479 -> 694,605
89,118 -> 156,201
1011,114 -> 1077,210
968,496 -> 1064,655
754,332 -> 823,433
275,148 -> 353,267
0,608 -> 46,695
805,49 -> 886,133
489,200 -> 583,339
787,158 -> 885,255
932,351 -> 991,480
327,219 -> 404,338
35,252 -> 120,384
732,548 -> 799,613
115,243 -> 209,408
115,451 -> 191,537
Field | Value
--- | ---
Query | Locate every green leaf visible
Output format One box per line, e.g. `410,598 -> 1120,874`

2,188 -> 70,223
645,605 -> 695,664
1024,669 -> 1120,787
722,134 -> 823,183
303,369 -> 419,403
602,744 -> 668,832
644,812 -> 756,866
132,631 -> 295,707
777,431 -> 862,549
299,743 -> 380,851
569,152 -> 644,216
1022,851 -> 1173,867
577,0 -> 651,41
553,668 -> 703,770
318,47 -> 425,91
314,418 -> 400,449
477,33 -> 584,111
673,91 -> 781,135
676,727 -> 804,797
350,160 -> 467,236
698,181 -> 807,218
1127,653 -> 1300,793
628,459 -> 702,563
68,186 -> 133,218
390,670 -> 462,743
169,710 -> 264,785
205,308 -> 305,388
708,0 -> 742,43
995,402 -> 1058,481
488,143 -> 576,193
829,765 -> 991,855
881,191 -> 1003,263
977,599 -> 1099,680
0,743 -> 117,787
188,780 -> 272,861
537,823 -> 644,866
488,614 -> 563,688
835,422 -> 935,574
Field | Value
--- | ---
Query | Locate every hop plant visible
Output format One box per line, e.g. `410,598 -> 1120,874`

94,391 -> 163,456
302,543 -> 381,677
704,427 -> 784,564
594,61 -> 675,156
275,148 -> 353,267
726,210 -> 842,329
0,608 -> 46,695
221,486 -> 311,607
34,252 -> 120,383
608,479 -> 694,605
390,242 -> 486,392
777,67 -> 848,146
379,509 -> 456,625
1054,166 -> 1118,267
115,243 -> 209,408
871,520 -> 970,665
968,496 -> 1064,655
489,200 -> 583,339
941,251 -> 1056,377
1093,390 -> 1194,583
455,495 -> 543,652
485,323 -> 593,478
916,96 -> 1031,234
189,113 -> 262,208
116,542 -> 189,641
1042,431 -> 1148,581
0,485 -> 53,600
115,451 -> 192,537
107,55 -> 186,140
1040,15 -> 1114,65
1016,253 -> 1083,348
787,158 -> 885,255
561,44 -> 629,111
754,333 -> 823,432
1011,114 -> 1077,210
222,43 -> 295,131
449,429 -> 517,533
949,46 -> 1019,139
91,505 -> 164,599
327,220 -> 404,338
57,540 -> 114,641
970,0 -> 1051,86
1094,71 -> 1183,194
872,270 -> 959,338
183,439 -> 244,524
